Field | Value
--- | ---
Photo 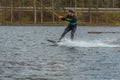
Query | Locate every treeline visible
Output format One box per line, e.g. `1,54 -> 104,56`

0,0 -> 120,26
1,0 -> 120,8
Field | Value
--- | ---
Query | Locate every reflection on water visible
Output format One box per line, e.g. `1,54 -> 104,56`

0,26 -> 120,80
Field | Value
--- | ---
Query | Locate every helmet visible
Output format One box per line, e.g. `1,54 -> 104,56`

69,9 -> 75,13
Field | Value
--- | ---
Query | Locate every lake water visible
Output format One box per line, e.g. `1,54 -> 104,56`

0,26 -> 120,80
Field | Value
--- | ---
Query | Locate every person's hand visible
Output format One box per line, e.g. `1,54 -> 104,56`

58,16 -> 63,19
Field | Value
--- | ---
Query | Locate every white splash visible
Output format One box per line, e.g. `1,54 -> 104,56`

57,38 -> 120,47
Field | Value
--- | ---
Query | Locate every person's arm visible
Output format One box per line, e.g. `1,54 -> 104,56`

62,15 -> 72,22
58,15 -> 72,22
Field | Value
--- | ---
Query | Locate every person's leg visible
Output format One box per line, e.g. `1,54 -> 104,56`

58,26 -> 71,42
71,26 -> 77,41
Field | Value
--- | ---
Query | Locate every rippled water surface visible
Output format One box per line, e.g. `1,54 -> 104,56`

0,26 -> 120,80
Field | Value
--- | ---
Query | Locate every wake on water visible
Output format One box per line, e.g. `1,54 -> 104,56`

57,38 -> 120,47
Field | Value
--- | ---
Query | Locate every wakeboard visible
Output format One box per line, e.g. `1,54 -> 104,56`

47,39 -> 56,43
47,39 -> 58,46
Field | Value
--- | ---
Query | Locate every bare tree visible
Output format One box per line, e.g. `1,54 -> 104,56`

106,0 -> 109,25
3,0 -> 7,25
41,0 -> 43,23
81,0 -> 85,23
95,0 -> 99,24
34,0 -> 37,24
75,0 -> 77,15
112,0 -> 115,8
11,0 -> 13,24
88,0 -> 92,24
52,0 -> 55,23
0,0 -> 2,25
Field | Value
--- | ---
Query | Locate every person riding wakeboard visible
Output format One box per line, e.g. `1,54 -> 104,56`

58,9 -> 77,42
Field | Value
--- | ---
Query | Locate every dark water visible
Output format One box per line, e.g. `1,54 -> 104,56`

0,26 -> 120,80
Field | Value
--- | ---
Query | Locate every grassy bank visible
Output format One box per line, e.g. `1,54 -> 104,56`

0,12 -> 120,26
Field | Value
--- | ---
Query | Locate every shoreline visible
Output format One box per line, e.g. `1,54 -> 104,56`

0,24 -> 120,27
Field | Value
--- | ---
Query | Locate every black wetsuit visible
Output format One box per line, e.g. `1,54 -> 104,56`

59,15 -> 77,41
